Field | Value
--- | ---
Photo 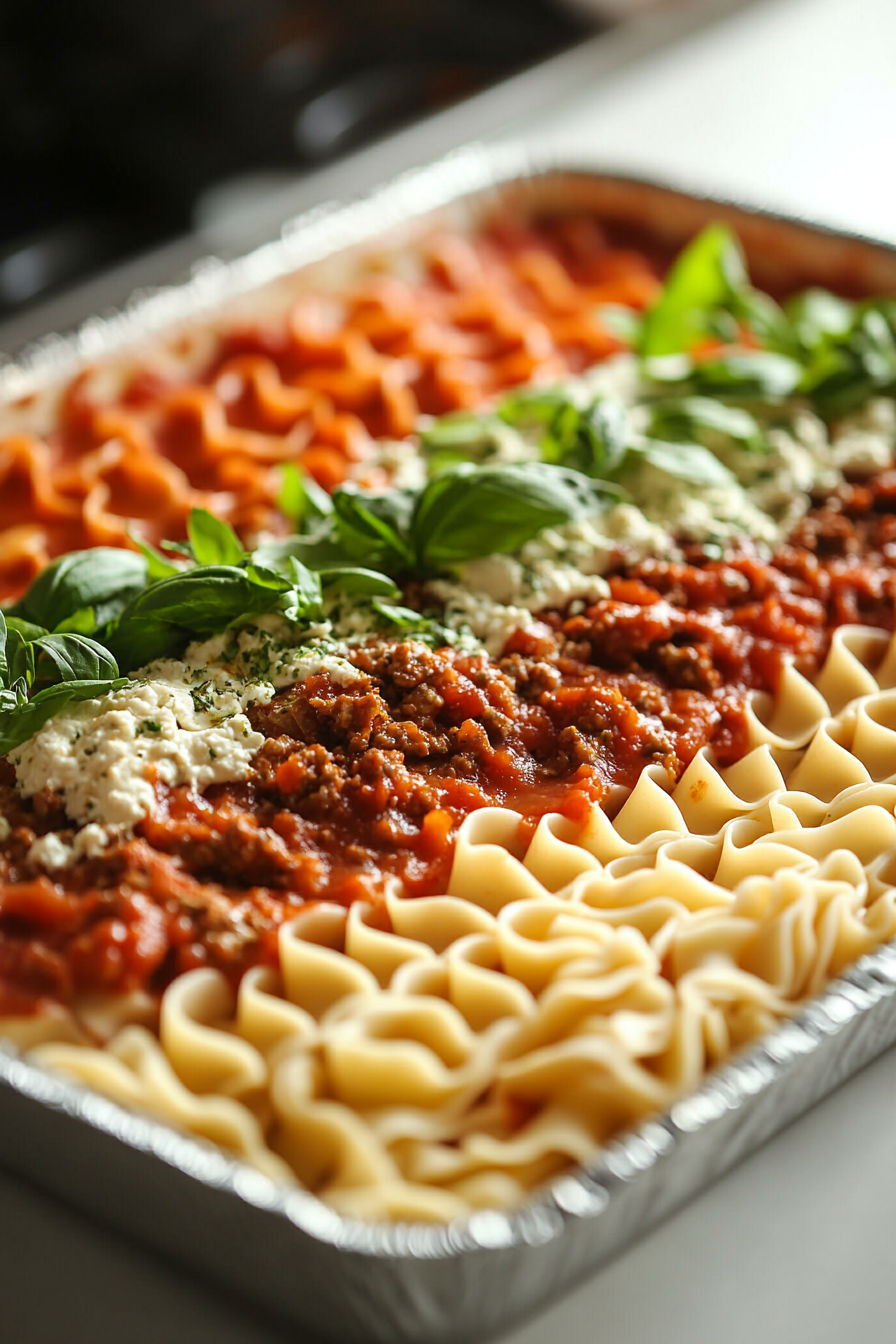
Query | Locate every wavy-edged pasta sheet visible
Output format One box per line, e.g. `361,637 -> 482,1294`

27,626 -> 896,1221
0,224 -> 654,601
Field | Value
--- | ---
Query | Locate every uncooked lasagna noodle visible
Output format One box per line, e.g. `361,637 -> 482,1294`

2,203 -> 896,1223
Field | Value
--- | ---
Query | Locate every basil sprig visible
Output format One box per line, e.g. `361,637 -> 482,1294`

796,300 -> 896,418
631,223 -> 896,421
0,512 -> 325,683
5,548 -> 147,632
639,223 -> 797,361
422,384 -> 745,491
283,460 -> 616,575
409,462 -> 603,567
0,611 -> 127,755
625,438 -> 736,488
646,396 -> 765,453
0,455 -> 614,743
277,461 -> 334,527
645,350 -> 805,404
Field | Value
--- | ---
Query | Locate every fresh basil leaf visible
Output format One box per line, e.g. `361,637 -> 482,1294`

538,401 -> 581,466
730,287 -> 799,357
596,304 -> 643,345
694,351 -> 804,400
331,485 -> 416,569
801,304 -> 896,418
421,410 -> 505,455
649,351 -> 803,402
187,509 -> 245,567
281,558 -> 323,622
160,539 -> 195,559
123,566 -> 282,633
3,616 -> 47,642
640,224 -> 799,361
277,462 -> 334,526
704,309 -> 742,344
807,368 -> 877,420
425,447 -> 480,478
855,307 -> 896,381
371,600 -> 429,628
0,677 -> 127,757
498,388 -> 571,429
317,566 -> 400,599
104,618 -> 183,673
641,224 -> 746,357
107,566 -> 287,671
129,533 -> 182,582
0,612 -> 7,687
11,548 -> 147,632
370,599 -> 454,645
0,686 -> 22,714
628,439 -> 737,488
648,396 -> 765,452
581,398 -> 630,476
32,634 -> 120,685
52,607 -> 97,636
411,462 -> 599,570
536,396 -> 630,478
249,529 -> 335,574
786,288 -> 855,352
245,563 -> 293,593
6,629 -> 35,688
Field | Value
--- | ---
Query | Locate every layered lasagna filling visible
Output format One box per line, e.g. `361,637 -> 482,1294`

2,215 -> 896,1219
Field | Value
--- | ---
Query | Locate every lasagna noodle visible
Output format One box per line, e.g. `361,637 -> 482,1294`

29,625 -> 896,1222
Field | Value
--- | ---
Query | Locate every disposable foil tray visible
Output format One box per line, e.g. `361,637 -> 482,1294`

2,145 -> 896,1344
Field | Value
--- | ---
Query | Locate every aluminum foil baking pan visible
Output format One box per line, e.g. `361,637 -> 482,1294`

2,145 -> 896,1344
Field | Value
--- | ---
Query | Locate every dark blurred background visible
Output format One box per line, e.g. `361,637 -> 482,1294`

0,0 -> 597,317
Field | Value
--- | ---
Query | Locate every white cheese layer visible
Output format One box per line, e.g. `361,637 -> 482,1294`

27,822 -> 114,872
11,613 -> 374,833
425,579 -> 540,656
13,673 -> 271,829
186,613 -> 365,689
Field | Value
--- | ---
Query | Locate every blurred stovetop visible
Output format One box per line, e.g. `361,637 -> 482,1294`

0,0 -> 594,317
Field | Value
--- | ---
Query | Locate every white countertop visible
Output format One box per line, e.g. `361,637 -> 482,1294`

3,0 -> 896,1339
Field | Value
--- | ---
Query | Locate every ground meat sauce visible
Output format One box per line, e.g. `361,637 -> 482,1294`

0,621 -> 733,1016
4,463 -> 896,1018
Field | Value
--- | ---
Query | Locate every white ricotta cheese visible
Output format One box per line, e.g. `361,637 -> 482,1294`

519,505 -> 674,573
27,832 -> 74,870
425,579 -> 539,656
430,525 -> 619,656
13,673 -> 269,829
623,456 -> 784,549
579,353 -> 644,406
73,822 -> 113,859
185,612 -> 368,689
831,398 -> 896,475
27,821 -> 122,870
10,608 -> 378,832
374,438 -> 429,489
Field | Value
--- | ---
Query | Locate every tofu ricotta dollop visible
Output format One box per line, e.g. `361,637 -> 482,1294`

11,614 -> 366,834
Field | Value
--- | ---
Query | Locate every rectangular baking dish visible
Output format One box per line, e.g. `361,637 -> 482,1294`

2,145 -> 896,1344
